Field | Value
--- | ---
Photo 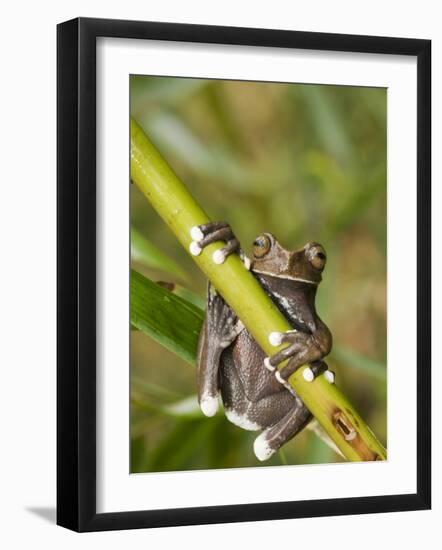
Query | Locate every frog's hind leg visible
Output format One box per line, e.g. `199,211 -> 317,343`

197,284 -> 243,417
253,396 -> 312,461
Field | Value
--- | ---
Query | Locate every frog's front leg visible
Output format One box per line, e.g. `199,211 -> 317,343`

189,221 -> 250,268
197,284 -> 243,417
264,323 -> 334,384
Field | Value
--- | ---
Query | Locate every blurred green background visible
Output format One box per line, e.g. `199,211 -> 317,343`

130,76 -> 387,473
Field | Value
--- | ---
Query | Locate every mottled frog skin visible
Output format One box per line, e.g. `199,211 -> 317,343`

193,223 -> 333,461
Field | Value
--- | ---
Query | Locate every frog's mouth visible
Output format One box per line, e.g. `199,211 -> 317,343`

251,267 -> 319,285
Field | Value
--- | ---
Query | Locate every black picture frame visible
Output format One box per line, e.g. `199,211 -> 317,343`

57,17 -> 431,532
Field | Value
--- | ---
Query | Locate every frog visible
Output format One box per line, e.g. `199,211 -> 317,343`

190,221 -> 333,461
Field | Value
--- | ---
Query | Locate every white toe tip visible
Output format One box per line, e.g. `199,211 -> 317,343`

200,396 -> 218,417
303,367 -> 314,382
190,226 -> 204,242
189,241 -> 202,256
212,249 -> 226,264
254,433 -> 275,461
275,370 -> 285,385
268,331 -> 283,347
324,370 -> 335,384
264,357 -> 275,371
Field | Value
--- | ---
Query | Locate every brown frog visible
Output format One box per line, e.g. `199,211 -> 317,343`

191,222 -> 333,461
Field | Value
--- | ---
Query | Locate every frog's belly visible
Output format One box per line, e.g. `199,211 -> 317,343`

219,345 -> 297,431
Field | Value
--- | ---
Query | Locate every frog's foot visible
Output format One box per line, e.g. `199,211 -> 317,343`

199,393 -> 220,417
206,283 -> 244,347
253,430 -> 275,461
189,221 -> 242,265
268,330 -> 298,347
301,361 -> 335,383
239,249 -> 252,270
265,331 -> 332,384
253,397 -> 312,461
324,369 -> 335,384
197,285 -> 243,417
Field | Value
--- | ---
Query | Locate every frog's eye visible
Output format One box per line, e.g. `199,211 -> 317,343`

307,245 -> 327,271
253,234 -> 272,258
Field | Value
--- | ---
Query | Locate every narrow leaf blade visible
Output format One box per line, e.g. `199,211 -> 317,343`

131,227 -> 188,281
130,269 -> 204,365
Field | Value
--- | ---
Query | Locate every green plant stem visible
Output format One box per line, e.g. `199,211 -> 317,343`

130,117 -> 387,462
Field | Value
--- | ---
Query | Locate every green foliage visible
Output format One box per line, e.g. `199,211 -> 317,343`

131,269 -> 203,365
131,268 -> 387,382
130,77 -> 387,471
130,266 -> 386,469
131,226 -> 188,281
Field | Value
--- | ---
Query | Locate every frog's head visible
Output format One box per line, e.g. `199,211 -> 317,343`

251,233 -> 326,285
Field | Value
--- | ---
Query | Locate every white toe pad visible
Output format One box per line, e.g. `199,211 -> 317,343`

302,367 -> 314,382
189,241 -> 202,256
242,256 -> 251,270
200,395 -> 219,417
268,331 -> 283,346
190,226 -> 204,242
253,433 -> 275,461
212,249 -> 226,264
275,370 -> 286,385
324,370 -> 335,384
264,357 -> 275,371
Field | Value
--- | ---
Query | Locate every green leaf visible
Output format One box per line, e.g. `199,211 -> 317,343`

172,285 -> 206,309
154,280 -> 206,310
131,377 -> 184,401
131,227 -> 188,281
131,269 -> 384,383
132,390 -> 208,420
130,269 -> 204,365
162,395 -> 208,418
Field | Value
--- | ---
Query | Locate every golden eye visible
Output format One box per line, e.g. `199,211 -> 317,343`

307,245 -> 327,271
253,234 -> 271,258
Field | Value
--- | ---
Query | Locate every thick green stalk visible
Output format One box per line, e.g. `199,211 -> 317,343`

131,117 -> 386,462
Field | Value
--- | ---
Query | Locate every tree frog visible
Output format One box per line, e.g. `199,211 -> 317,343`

190,222 -> 333,461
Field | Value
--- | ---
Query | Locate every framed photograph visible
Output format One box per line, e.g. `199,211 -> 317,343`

57,17 -> 431,532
